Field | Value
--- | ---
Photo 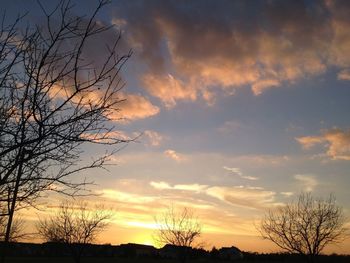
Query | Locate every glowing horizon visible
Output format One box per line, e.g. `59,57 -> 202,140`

2,0 -> 350,255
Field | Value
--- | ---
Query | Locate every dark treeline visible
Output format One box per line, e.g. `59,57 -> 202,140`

1,242 -> 349,263
241,252 -> 350,263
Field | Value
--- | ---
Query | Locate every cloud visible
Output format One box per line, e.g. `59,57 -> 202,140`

280,192 -> 294,197
223,166 -> 259,180
337,69 -> 350,80
294,174 -> 318,192
48,83 -> 159,122
223,166 -> 243,176
143,130 -> 164,146
117,93 -> 160,121
98,189 -> 156,204
296,128 -> 350,160
241,175 -> 259,181
205,186 -> 276,210
150,181 -> 208,193
149,180 -> 275,210
173,184 -> 208,192
112,0 -> 350,105
295,135 -> 326,149
149,181 -> 172,190
141,73 -> 196,108
251,79 -> 281,96
327,0 -> 350,67
164,149 -> 185,162
324,129 -> 350,160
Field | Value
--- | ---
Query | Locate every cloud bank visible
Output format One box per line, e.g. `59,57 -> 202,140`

112,0 -> 350,106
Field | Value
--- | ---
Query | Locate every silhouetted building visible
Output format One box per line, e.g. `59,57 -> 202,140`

117,243 -> 158,258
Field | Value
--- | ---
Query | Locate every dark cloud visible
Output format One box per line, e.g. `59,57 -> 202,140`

111,0 -> 350,105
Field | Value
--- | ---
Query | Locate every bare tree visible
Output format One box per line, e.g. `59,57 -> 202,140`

0,0 -> 131,249
260,193 -> 347,262
36,200 -> 111,263
0,215 -> 25,242
154,206 -> 202,248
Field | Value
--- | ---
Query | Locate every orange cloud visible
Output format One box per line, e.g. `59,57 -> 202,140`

327,1 -> 350,68
251,79 -> 281,96
48,83 -> 159,121
337,69 -> 350,80
114,1 -> 350,105
295,136 -> 326,149
117,93 -> 160,121
142,74 -> 196,107
296,128 -> 350,160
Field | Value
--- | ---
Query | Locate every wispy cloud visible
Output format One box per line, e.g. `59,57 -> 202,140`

149,181 -> 172,190
150,181 -> 208,193
149,180 -> 276,210
205,186 -> 277,210
294,174 -> 318,192
223,166 -> 259,180
164,149 -> 186,162
98,189 -> 156,203
143,130 -> 164,146
295,135 -> 326,149
223,166 -> 243,176
280,192 -> 294,197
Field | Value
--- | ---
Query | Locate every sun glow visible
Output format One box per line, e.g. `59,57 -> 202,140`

133,234 -> 158,248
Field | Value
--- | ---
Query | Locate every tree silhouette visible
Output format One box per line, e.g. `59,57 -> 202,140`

260,193 -> 347,263
154,206 -> 202,248
36,200 -> 111,263
0,213 -> 25,242
0,0 -> 131,249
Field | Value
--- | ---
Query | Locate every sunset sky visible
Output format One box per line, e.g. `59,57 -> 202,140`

3,0 -> 350,253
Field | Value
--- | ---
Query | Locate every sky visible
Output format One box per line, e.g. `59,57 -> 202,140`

2,0 -> 350,254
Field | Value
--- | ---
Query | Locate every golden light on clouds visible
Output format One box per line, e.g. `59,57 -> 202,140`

117,93 -> 160,120
337,69 -> 350,80
47,82 -> 159,122
142,73 -> 196,107
5,0 -> 350,256
297,128 -> 350,160
108,0 -> 350,110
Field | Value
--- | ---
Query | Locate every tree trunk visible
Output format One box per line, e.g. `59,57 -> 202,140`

1,149 -> 25,263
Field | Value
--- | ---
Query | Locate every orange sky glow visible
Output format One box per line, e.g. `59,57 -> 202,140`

2,0 -> 350,255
